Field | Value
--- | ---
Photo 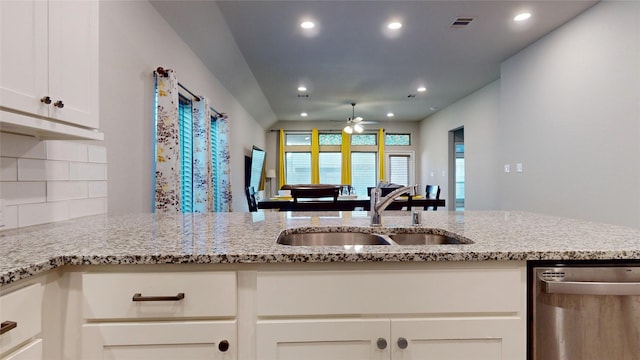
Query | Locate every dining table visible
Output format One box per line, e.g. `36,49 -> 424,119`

257,195 -> 445,211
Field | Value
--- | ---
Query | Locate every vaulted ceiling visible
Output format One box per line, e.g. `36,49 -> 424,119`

152,1 -> 598,128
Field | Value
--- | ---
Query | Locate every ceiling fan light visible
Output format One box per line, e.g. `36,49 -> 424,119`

354,124 -> 364,133
344,125 -> 353,134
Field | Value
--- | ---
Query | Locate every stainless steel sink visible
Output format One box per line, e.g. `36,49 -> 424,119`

387,233 -> 466,245
276,227 -> 473,246
277,231 -> 391,246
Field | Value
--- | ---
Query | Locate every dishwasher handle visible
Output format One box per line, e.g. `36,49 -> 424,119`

540,277 -> 640,296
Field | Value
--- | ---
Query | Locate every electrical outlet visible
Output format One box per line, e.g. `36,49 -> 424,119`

516,163 -> 523,172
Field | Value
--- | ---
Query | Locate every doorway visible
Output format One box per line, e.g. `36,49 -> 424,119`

449,128 -> 465,211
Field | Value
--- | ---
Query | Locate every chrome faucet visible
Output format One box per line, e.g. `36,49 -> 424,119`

370,184 -> 420,226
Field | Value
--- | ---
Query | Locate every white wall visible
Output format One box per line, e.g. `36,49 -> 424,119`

420,1 -> 640,228
418,81 -> 501,211
99,1 -> 266,214
499,0 -> 639,228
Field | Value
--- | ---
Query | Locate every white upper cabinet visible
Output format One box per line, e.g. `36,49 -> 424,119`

0,0 -> 100,138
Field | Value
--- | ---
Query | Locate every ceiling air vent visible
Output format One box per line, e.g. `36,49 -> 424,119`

451,17 -> 474,28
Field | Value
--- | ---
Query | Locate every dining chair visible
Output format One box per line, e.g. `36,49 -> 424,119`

291,186 -> 340,204
245,186 -> 258,212
425,185 -> 441,210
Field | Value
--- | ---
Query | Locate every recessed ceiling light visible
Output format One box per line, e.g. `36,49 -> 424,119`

297,86 -> 307,92
417,86 -> 427,92
387,112 -> 394,117
514,13 -> 531,22
301,112 -> 308,117
388,22 -> 402,30
300,21 -> 315,29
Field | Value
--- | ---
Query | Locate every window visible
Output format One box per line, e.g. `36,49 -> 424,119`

282,130 -> 382,194
319,152 -> 341,184
388,154 -> 411,186
286,152 -> 311,184
319,133 -> 341,146
286,133 -> 311,145
352,134 -> 376,146
385,133 -> 411,146
178,95 -> 193,212
351,152 -> 377,196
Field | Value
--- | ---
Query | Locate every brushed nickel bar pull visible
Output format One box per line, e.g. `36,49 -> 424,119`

0,321 -> 17,335
541,279 -> 640,296
132,292 -> 185,301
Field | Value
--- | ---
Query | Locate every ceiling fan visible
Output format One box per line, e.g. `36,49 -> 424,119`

344,103 -> 365,134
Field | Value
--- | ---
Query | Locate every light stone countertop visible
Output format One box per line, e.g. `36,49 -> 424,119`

1,210 -> 640,286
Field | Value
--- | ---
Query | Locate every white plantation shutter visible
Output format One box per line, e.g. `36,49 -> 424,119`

388,155 -> 410,186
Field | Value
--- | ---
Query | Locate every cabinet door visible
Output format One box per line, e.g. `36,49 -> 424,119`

0,0 -> 48,117
83,321 -> 236,360
48,0 -> 99,129
2,339 -> 43,360
391,318 -> 525,360
257,319 -> 390,360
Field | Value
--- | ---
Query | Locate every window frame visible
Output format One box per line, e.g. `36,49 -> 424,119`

385,150 -> 415,187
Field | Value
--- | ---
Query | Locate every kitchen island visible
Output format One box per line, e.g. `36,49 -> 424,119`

1,211 -> 639,360
3,210 -> 640,285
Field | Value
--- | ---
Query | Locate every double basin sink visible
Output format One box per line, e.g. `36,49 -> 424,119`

277,227 -> 473,246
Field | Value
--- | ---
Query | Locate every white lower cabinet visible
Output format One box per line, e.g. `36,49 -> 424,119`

0,284 -> 43,360
257,317 -> 520,360
83,321 -> 235,360
391,318 -> 522,359
255,263 -> 526,360
257,319 -> 391,360
1,340 -> 42,360
81,271 -> 237,360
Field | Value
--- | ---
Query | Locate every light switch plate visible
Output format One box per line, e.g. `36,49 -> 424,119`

516,163 -> 523,172
504,164 -> 511,173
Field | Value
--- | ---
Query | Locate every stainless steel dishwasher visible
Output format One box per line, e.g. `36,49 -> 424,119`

531,263 -> 640,360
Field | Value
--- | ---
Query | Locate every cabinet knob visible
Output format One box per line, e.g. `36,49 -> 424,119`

53,100 -> 64,108
397,337 -> 408,349
218,340 -> 230,352
40,96 -> 52,104
376,337 -> 388,350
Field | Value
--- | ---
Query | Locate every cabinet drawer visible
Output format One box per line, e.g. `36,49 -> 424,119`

83,272 -> 236,320
0,284 -> 42,356
83,321 -> 236,359
257,267 -> 524,316
2,339 -> 42,360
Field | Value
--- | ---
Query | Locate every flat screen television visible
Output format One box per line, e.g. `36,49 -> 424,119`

248,146 -> 266,191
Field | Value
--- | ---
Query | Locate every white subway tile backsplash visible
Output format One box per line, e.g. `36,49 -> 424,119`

0,133 -> 46,159
88,145 -> 107,163
2,204 -> 18,229
88,181 -> 108,198
17,159 -> 70,181
46,140 -> 88,162
69,198 -> 106,219
1,157 -> 18,181
2,182 -> 46,205
70,162 -> 106,181
1,137 -> 106,230
47,181 -> 89,202
17,158 -> 47,181
45,160 -> 70,181
18,201 -> 69,227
